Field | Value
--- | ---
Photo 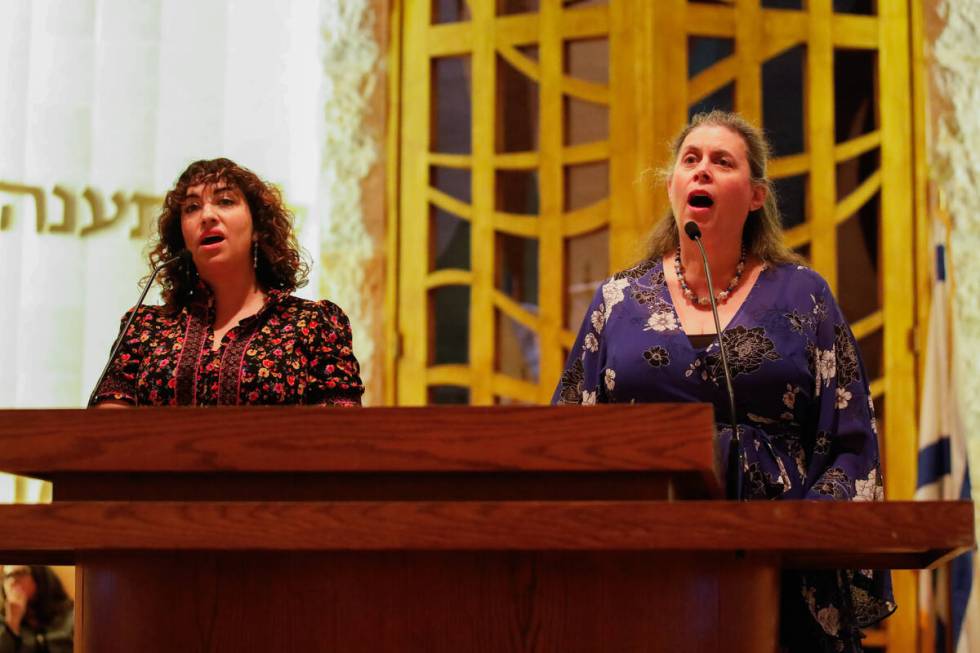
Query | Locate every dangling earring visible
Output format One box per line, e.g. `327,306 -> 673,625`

182,256 -> 196,295
252,240 -> 258,270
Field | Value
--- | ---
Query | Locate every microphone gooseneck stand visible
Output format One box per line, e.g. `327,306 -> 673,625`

87,251 -> 188,407
683,222 -> 745,501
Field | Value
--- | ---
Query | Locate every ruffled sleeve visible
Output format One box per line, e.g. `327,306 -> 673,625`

304,300 -> 364,406
795,280 -> 895,635
803,282 -> 884,503
551,283 -> 607,405
88,307 -> 145,406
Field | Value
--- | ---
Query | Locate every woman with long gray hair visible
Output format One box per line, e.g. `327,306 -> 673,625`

553,111 -> 893,651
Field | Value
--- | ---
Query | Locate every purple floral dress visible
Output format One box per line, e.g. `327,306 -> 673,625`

553,258 -> 894,651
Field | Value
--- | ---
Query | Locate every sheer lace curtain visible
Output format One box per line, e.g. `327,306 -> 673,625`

0,0 -> 326,499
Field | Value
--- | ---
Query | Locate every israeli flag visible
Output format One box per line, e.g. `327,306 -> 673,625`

915,223 -> 979,653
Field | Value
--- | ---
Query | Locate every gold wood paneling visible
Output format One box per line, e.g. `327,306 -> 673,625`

489,142 -> 610,171
393,4 -> 924,646
383,0 -> 402,406
879,1 -> 919,651
497,44 -> 610,105
469,0 -> 495,405
426,364 -> 471,387
686,3 -> 734,37
910,0 -> 932,390
427,23 -> 474,57
806,0 -> 837,293
851,312 -> 884,341
428,152 -> 471,168
834,170 -> 882,223
689,58 -> 738,107
426,269 -> 474,289
492,211 -> 538,238
831,14 -> 878,49
493,373 -> 539,402
536,0 -> 565,404
762,10 -> 807,54
396,0 -> 431,405
429,188 -> 473,220
770,153 -> 811,178
834,130 -> 881,162
734,0 -> 763,123
563,199 -> 610,238
493,290 -> 540,333
784,223 -> 812,250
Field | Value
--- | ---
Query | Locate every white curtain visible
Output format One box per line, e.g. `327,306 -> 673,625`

0,0 -> 327,409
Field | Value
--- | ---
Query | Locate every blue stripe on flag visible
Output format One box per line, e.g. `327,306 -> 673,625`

937,244 -> 947,282
917,436 -> 952,489
951,467 -> 973,647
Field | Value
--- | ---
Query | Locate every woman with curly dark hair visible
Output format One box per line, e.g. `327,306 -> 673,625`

0,565 -> 73,653
90,158 -> 363,406
553,112 -> 893,651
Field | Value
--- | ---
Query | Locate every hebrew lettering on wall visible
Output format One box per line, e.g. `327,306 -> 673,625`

0,181 -> 47,232
81,188 -> 130,236
0,181 -> 163,239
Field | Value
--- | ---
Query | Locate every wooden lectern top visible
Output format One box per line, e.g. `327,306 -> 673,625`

0,406 -> 972,571
0,405 -> 715,473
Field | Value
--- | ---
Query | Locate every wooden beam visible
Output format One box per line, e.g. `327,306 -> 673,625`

397,0 -> 432,404
0,501 -> 968,567
469,0 -> 496,405
734,0 -> 763,123
805,0 -> 837,292
878,3 -> 919,649
535,0 -> 565,404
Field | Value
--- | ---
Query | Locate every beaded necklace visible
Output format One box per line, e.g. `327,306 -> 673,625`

673,246 -> 747,306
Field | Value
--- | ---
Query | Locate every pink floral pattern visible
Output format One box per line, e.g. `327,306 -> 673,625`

91,288 -> 363,407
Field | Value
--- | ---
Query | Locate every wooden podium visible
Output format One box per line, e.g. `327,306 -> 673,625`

0,405 -> 972,652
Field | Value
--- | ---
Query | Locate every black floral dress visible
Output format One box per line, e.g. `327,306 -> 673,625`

91,288 -> 363,406
553,259 -> 895,652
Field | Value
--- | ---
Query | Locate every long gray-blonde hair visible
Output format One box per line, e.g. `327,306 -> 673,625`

645,110 -> 802,265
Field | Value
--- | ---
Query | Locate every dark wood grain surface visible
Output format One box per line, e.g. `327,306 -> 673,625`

0,405 -> 716,473
79,551 -> 779,653
0,500 -> 969,569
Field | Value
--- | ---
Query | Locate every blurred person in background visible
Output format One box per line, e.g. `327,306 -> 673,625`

0,565 -> 73,653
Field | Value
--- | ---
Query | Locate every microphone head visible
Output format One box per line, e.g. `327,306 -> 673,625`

683,221 -> 702,241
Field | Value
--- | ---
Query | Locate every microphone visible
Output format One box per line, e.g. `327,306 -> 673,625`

683,221 -> 744,500
87,250 -> 189,407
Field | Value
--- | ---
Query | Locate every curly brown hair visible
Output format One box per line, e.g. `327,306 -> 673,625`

148,158 -> 309,312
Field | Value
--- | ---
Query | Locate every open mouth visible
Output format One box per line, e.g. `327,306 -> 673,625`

688,192 -> 714,208
201,234 -> 225,246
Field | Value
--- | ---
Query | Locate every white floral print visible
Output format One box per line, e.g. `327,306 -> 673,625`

783,384 -> 798,409
601,278 -> 631,323
854,468 -> 884,502
584,332 -> 599,353
604,368 -> 616,391
814,348 -> 836,395
581,389 -> 597,405
835,387 -> 852,409
591,306 -> 605,333
644,311 -> 678,332
816,606 -> 841,636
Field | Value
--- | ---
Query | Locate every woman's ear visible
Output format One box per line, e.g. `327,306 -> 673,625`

749,183 -> 766,212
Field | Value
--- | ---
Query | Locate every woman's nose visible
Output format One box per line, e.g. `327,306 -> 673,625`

201,203 -> 219,223
693,165 -> 711,183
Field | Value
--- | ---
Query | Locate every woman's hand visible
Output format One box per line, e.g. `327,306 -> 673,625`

4,585 -> 27,635
93,400 -> 133,409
